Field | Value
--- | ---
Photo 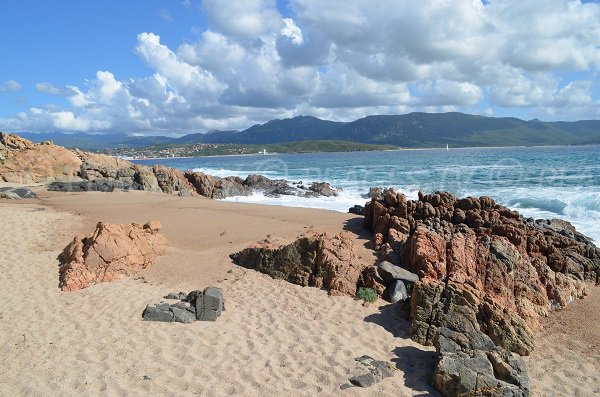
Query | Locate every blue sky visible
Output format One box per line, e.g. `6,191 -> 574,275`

1,0 -> 600,135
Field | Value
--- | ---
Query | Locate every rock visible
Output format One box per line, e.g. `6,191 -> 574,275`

185,171 -> 250,199
388,279 -> 409,303
165,291 -> 188,300
144,287 -> 224,323
348,205 -> 365,215
142,304 -> 174,322
0,133 -> 82,183
59,220 -> 168,291
348,355 -> 395,388
364,187 -> 384,200
48,179 -> 142,192
308,182 -> 338,197
231,231 -> 369,296
196,286 -> 225,321
0,191 -> 20,199
349,373 -> 375,388
171,306 -> 196,324
0,187 -> 37,199
152,165 -> 196,196
377,261 -> 420,284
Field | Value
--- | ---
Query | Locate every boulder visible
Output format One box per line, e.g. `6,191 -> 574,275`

231,231 -> 369,296
377,261 -> 419,285
152,165 -> 196,196
308,182 -> 338,197
59,220 -> 168,291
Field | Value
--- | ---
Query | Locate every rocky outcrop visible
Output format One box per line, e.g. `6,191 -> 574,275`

0,133 -> 82,183
1,133 -> 340,199
230,231 -> 368,296
59,220 -> 168,291
364,190 -> 600,343
362,189 -> 600,397
143,287 -> 225,323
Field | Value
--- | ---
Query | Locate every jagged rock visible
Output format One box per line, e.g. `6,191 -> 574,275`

0,187 -> 37,199
59,220 -> 168,291
364,190 -> 599,344
348,355 -> 395,388
387,279 -> 409,303
152,165 -> 196,196
308,182 -> 338,197
231,231 -> 368,296
377,261 -> 419,285
0,133 -> 82,183
364,187 -> 384,200
185,171 -> 251,199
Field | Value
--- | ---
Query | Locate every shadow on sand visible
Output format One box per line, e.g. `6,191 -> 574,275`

364,303 -> 441,397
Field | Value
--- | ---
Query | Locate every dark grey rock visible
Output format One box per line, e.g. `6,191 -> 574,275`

171,306 -> 196,324
348,355 -> 394,388
348,205 -> 365,215
186,290 -> 203,304
387,279 -> 408,303
196,286 -> 224,321
377,261 -> 419,285
48,179 -> 142,192
142,304 -> 174,322
349,373 -> 376,387
0,187 -> 37,198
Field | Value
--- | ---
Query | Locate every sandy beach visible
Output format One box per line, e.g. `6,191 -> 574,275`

0,189 -> 598,396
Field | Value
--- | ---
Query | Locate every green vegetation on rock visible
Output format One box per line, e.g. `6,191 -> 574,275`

356,287 -> 378,303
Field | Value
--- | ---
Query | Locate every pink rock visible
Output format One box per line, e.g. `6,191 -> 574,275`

59,221 -> 168,291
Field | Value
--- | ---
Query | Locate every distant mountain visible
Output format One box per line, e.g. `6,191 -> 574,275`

188,112 -> 600,147
13,112 -> 600,149
17,132 -> 176,150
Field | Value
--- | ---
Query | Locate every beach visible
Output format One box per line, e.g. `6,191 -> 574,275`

0,189 -> 598,396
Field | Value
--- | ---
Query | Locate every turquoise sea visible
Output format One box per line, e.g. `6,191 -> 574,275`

134,145 -> 600,242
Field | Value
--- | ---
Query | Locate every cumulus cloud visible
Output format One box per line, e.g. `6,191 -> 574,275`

0,80 -> 21,93
2,0 -> 600,134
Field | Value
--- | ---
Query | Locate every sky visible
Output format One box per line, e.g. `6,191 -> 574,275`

1,0 -> 600,135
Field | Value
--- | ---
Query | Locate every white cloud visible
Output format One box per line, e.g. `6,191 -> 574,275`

2,0 -> 600,133
0,80 -> 21,93
35,82 -> 76,96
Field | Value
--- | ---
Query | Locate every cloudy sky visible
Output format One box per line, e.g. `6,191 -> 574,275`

1,0 -> 600,135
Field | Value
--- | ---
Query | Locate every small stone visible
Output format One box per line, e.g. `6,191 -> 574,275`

143,375 -> 152,381
349,373 -> 376,387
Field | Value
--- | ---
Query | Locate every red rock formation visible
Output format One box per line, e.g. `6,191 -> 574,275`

0,133 -> 82,183
364,189 -> 600,354
59,220 -> 168,291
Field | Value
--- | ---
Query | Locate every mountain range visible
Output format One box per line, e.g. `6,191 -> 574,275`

15,112 -> 600,150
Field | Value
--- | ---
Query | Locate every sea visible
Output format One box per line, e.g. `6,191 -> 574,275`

133,145 -> 600,243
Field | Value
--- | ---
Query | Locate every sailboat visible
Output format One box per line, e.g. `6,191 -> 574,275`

446,144 -> 449,151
